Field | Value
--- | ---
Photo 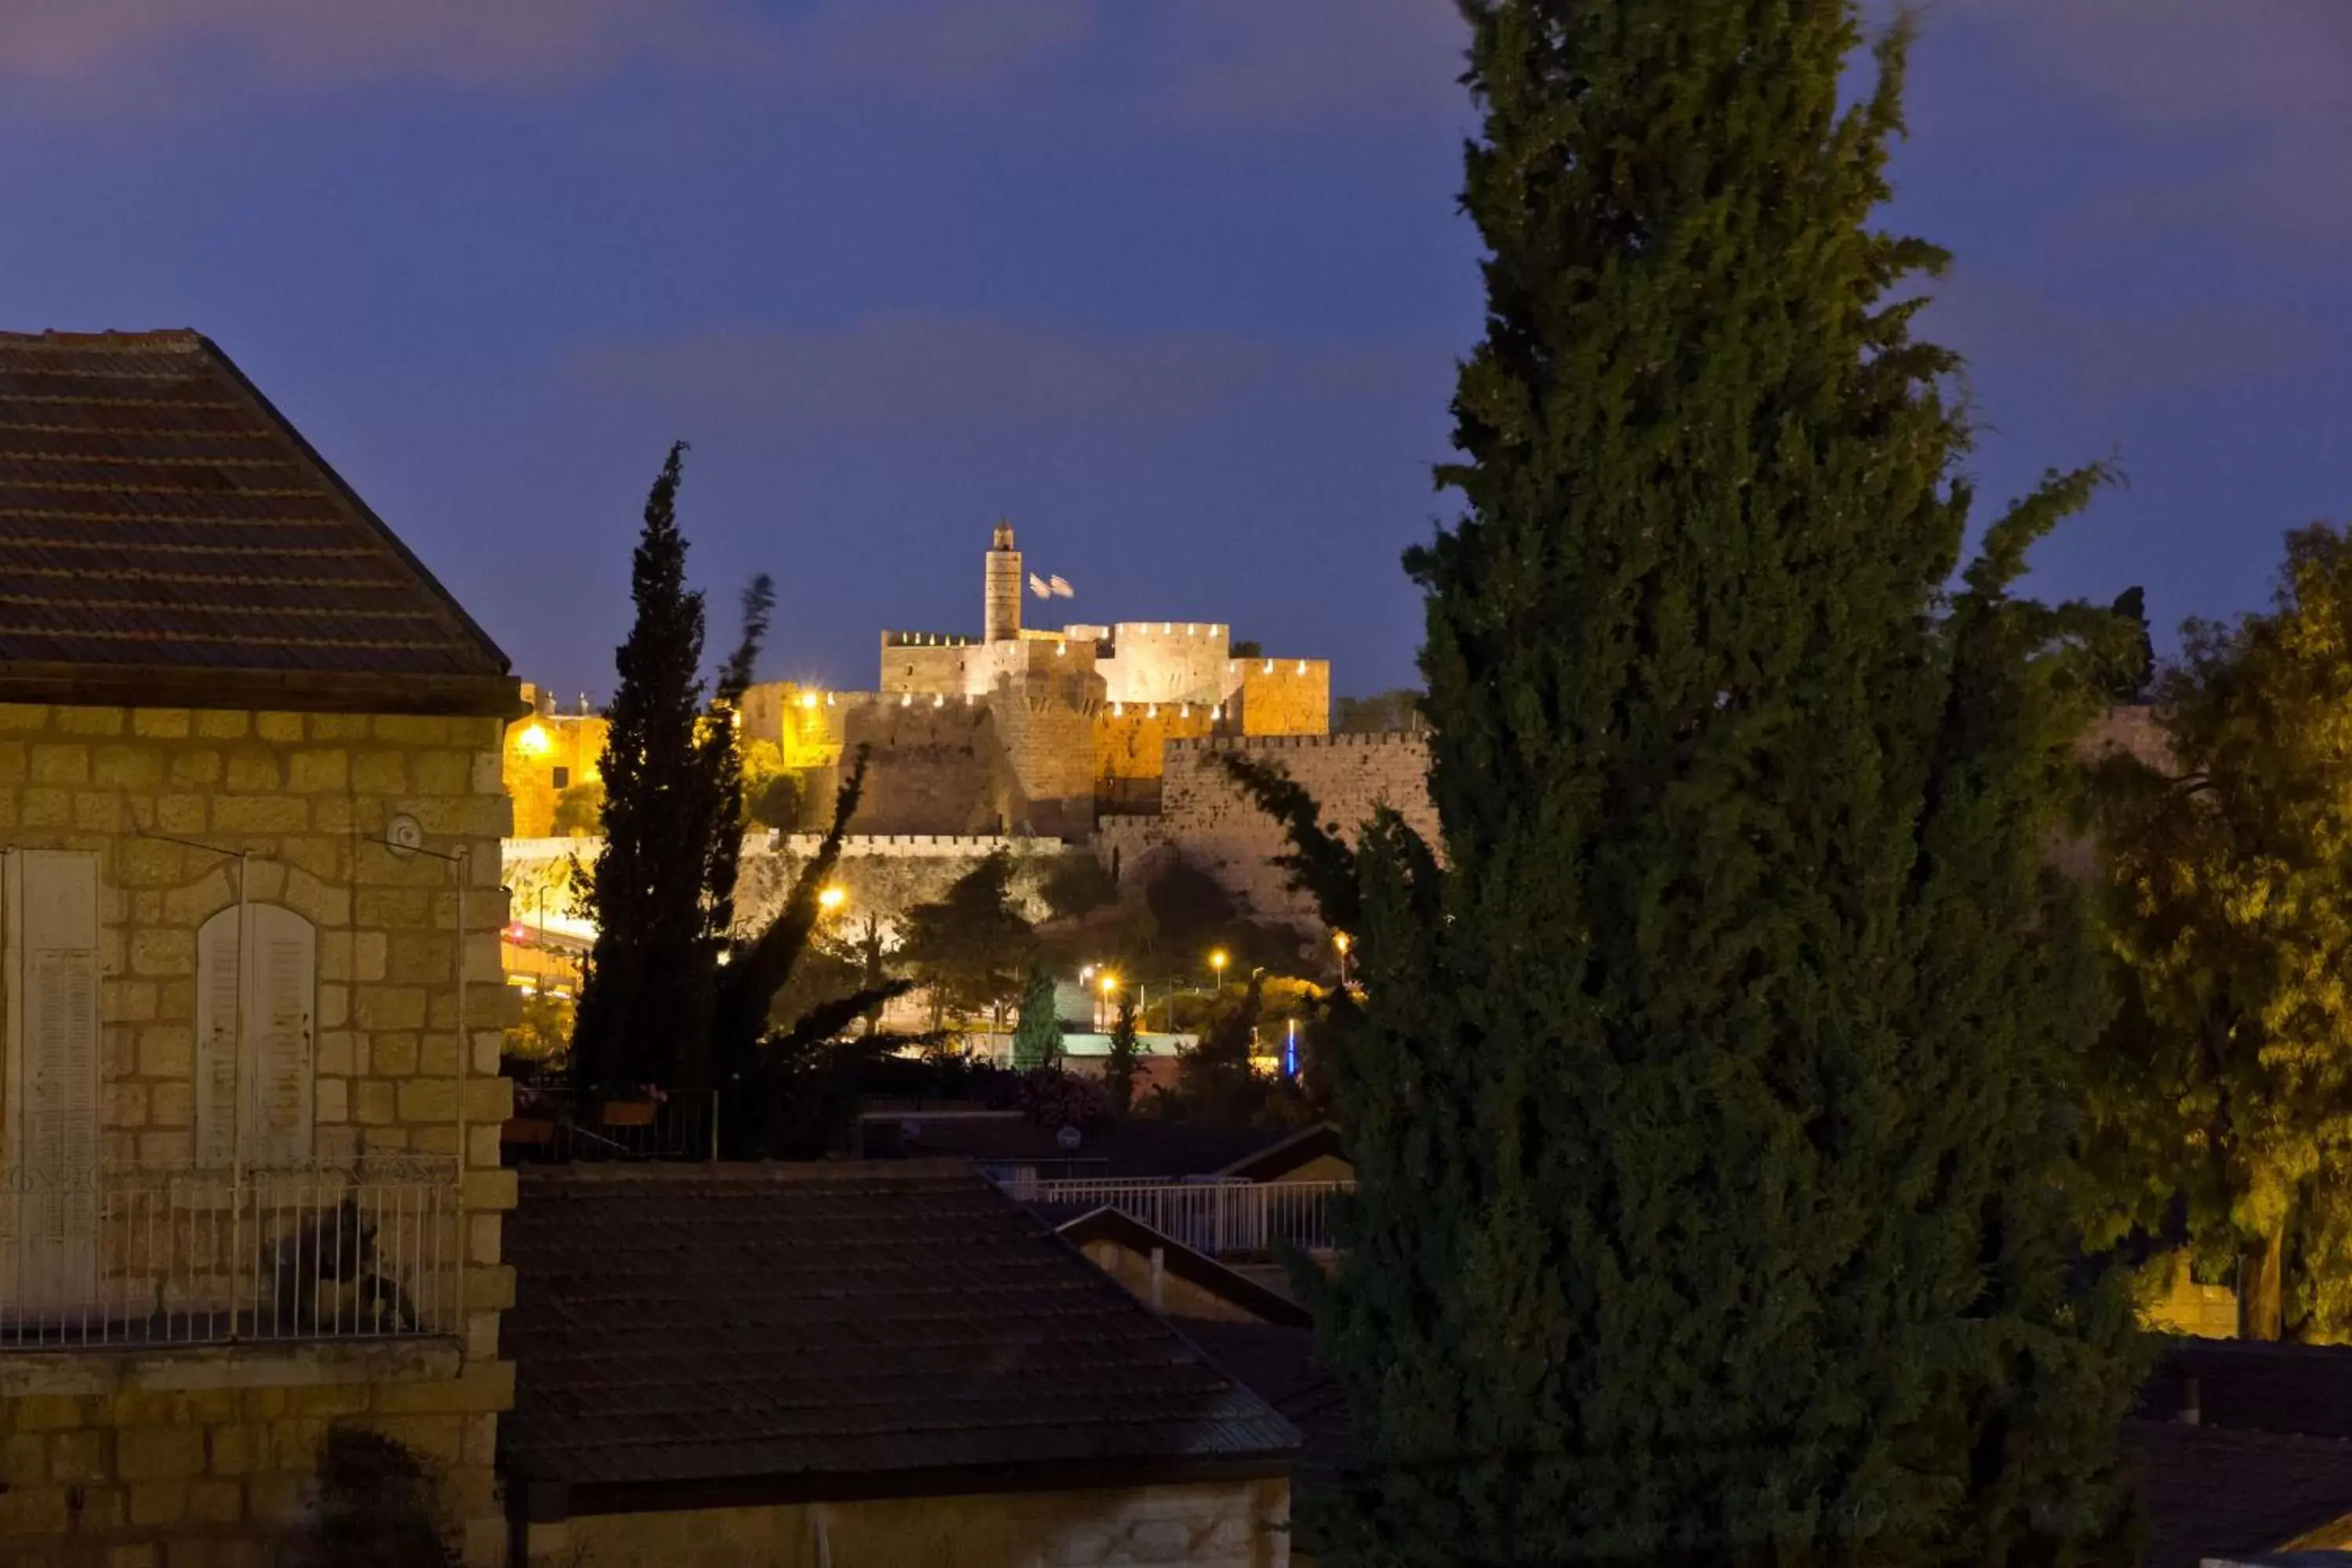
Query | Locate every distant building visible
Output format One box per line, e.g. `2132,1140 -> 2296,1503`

745,522 -> 1334,839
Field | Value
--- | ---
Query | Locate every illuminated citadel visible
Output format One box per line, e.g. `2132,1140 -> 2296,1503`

736,522 -> 1332,839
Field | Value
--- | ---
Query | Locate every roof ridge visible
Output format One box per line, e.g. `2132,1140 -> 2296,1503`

0,329 -> 205,350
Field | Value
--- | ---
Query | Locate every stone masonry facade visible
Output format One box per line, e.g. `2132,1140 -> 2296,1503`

0,700 -> 518,1567
542,1478 -> 1293,1568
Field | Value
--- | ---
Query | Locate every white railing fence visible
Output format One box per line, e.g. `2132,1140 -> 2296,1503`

1023,1178 -> 1351,1257
0,1160 -> 458,1349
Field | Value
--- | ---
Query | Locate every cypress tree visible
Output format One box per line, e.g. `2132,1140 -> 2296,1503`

1011,960 -> 1062,1070
572,444 -> 712,1096
1235,4 -> 2142,1561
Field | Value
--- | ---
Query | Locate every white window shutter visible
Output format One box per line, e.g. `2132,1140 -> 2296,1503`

247,905 -> 314,1166
194,907 -> 241,1170
8,850 -> 100,1309
194,903 -> 315,1170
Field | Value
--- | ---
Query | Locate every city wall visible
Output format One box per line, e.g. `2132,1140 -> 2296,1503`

1145,733 -> 1436,926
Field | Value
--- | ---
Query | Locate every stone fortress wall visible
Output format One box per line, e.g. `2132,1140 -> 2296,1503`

1118,732 -> 1439,927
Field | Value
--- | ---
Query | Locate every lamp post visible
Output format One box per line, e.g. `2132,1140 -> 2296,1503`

1333,931 -> 1353,989
1098,971 -> 1120,1033
1209,948 -> 1229,995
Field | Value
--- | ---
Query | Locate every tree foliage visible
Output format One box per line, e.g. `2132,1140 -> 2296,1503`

1011,960 -> 1063,1069
898,850 -> 1035,1027
571,444 -> 746,1094
1227,3 -> 2143,1560
1334,688 -> 1426,735
2089,524 -> 2352,1341
1105,993 -> 1143,1116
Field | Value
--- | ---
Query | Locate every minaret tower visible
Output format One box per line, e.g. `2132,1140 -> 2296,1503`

985,520 -> 1022,644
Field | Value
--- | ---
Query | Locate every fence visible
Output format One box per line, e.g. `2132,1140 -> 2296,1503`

503,1083 -> 713,1164
1022,1178 -> 1350,1257
0,1161 -> 459,1349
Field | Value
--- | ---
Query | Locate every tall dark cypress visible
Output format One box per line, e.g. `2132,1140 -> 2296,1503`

572,445 -> 717,1094
1246,4 -> 2144,1562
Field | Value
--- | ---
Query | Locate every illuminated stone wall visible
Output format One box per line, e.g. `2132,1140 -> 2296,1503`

1232,659 -> 1330,736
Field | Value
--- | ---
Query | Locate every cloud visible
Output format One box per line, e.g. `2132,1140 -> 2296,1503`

1136,0 -> 1470,133
562,312 -> 1432,448
1946,0 -> 2352,241
0,0 -> 775,89
0,0 -> 1465,131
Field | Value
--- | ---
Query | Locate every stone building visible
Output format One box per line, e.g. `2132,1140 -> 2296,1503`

500,1162 -> 1299,1568
745,524 -> 1334,840
501,685 -> 606,840
0,330 -> 519,1564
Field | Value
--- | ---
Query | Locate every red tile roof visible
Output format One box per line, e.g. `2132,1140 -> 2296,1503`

499,1161 -> 1301,1503
0,330 -> 512,714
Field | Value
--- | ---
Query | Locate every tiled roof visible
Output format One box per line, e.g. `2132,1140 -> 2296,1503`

2140,1338 -> 2352,1439
0,330 -> 511,713
1174,1321 -> 1351,1502
499,1162 -> 1301,1499
2130,1420 -> 2352,1568
860,1111 -> 1318,1180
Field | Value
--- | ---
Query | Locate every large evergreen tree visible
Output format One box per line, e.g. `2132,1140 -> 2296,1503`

571,445 -> 717,1095
1229,4 -> 2141,1561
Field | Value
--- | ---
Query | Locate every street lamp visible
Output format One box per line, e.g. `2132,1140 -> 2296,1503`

1209,949 -> 1229,992
1332,931 -> 1353,989
1096,970 -> 1120,1032
818,886 -> 846,913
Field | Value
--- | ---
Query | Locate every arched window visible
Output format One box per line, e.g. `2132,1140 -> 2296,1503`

195,903 -> 317,1169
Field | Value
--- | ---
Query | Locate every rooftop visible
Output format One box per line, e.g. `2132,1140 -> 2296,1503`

0,330 -> 511,713
499,1161 -> 1300,1505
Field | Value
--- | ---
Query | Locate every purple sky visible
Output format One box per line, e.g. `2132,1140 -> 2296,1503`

1,2 -> 2340,700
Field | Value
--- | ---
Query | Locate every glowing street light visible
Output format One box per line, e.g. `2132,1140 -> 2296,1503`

1333,931 -> 1354,988
818,886 -> 847,913
1209,949 -> 1229,989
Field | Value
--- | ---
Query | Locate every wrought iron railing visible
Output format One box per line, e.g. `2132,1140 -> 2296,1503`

503,1083 -> 713,1164
0,1160 -> 459,1349
1020,1177 -> 1352,1257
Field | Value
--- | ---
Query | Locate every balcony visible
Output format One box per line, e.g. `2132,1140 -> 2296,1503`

0,1160 -> 459,1350
1011,1175 -> 1350,1258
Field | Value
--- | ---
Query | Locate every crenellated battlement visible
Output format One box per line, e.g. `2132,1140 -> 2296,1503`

1168,730 -> 1421,755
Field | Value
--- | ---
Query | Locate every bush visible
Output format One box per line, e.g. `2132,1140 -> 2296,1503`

551,781 -> 605,837
1040,853 -> 1118,920
1017,1066 -> 1107,1130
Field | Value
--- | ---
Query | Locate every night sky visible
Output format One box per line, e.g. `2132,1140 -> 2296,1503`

2,2 -> 2339,701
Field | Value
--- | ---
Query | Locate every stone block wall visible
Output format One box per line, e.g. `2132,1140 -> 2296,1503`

0,699 -> 518,1566
1098,622 -> 1232,708
840,702 -> 1008,836
1153,734 -> 1436,927
534,1477 -> 1291,1568
1232,661 -> 1330,738
0,1308 -> 515,1566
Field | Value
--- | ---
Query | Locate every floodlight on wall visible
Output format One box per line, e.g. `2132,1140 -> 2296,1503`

1297,661 -> 1308,676
1264,660 -> 1275,675
516,724 -> 550,757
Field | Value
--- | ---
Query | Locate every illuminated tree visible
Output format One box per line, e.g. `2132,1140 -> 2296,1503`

2090,524 -> 2352,1340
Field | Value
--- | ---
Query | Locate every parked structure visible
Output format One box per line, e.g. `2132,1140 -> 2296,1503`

0,330 -> 520,1564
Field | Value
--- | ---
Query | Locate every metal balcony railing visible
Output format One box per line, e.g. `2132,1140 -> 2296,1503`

1020,1177 -> 1352,1257
0,1160 -> 459,1350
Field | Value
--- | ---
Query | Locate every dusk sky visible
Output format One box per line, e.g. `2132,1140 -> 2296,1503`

2,2 -> 2342,701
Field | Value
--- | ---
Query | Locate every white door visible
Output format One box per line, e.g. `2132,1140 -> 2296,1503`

7,850 -> 101,1313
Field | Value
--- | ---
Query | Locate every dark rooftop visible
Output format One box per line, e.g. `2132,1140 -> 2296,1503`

859,1112 -> 1339,1181
2132,1420 -> 2352,1568
499,1161 -> 1300,1503
0,330 -> 511,713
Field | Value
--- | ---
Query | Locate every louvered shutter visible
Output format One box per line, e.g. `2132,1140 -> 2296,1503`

9,851 -> 100,1309
194,903 -> 314,1171
194,907 -> 241,1170
246,906 -> 314,1166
